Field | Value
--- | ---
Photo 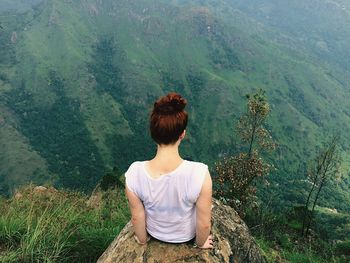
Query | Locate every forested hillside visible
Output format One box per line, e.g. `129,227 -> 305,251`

0,0 -> 349,213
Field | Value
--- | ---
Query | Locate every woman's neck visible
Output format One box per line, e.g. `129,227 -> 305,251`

146,143 -> 184,177
153,143 -> 182,163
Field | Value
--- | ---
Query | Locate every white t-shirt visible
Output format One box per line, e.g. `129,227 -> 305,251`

125,160 -> 208,243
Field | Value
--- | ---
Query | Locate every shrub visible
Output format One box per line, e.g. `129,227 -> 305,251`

335,240 -> 350,256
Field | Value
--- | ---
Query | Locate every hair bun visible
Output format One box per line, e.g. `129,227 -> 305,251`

154,92 -> 187,115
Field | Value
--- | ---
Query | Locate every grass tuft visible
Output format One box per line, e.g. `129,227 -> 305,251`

0,184 -> 129,263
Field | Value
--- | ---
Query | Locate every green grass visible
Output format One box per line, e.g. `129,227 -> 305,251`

256,235 -> 344,263
245,201 -> 350,263
0,184 -> 130,263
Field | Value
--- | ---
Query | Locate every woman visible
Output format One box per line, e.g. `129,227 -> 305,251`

125,92 -> 213,249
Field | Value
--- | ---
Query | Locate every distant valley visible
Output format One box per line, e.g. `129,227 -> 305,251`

0,0 -> 349,212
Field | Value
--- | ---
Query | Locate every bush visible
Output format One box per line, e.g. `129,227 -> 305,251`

100,173 -> 123,191
335,240 -> 350,256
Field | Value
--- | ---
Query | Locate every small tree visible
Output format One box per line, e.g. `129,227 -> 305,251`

237,90 -> 275,157
216,89 -> 275,215
301,134 -> 341,236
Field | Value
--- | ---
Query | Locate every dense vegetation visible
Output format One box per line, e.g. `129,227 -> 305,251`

0,177 -> 348,262
215,90 -> 349,262
245,203 -> 350,262
0,0 -> 349,210
0,0 -> 350,261
0,184 -> 129,262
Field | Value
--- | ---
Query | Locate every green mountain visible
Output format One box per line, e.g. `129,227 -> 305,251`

0,0 -> 349,211
232,0 -> 350,71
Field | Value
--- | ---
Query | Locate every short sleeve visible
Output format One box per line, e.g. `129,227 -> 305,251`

124,162 -> 137,194
188,162 -> 209,203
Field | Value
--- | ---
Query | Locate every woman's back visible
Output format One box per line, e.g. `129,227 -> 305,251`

125,92 -> 213,248
125,160 -> 208,242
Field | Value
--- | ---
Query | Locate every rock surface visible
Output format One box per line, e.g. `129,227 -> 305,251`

97,199 -> 266,263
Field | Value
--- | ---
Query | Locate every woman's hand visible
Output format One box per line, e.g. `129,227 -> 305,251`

134,234 -> 150,245
198,234 -> 214,249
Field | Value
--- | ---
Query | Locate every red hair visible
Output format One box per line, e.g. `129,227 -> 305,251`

150,92 -> 188,145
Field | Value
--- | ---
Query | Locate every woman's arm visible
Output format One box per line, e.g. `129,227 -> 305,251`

125,187 -> 148,244
195,171 -> 213,248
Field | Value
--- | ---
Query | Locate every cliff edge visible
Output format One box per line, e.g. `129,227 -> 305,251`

97,199 -> 266,263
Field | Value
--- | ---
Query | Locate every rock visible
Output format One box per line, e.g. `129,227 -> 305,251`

88,4 -> 99,16
11,32 -> 17,43
14,192 -> 23,200
48,186 -> 58,193
97,199 -> 266,263
48,7 -> 59,25
86,191 -> 102,209
33,186 -> 48,193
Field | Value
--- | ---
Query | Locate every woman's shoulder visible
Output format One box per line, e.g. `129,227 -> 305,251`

127,160 -> 145,168
183,160 -> 209,175
184,159 -> 208,168
125,161 -> 147,176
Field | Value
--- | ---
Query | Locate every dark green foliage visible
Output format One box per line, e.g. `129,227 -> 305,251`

106,127 -> 154,171
88,36 -> 162,170
185,71 -> 207,98
0,0 -> 350,230
4,72 -> 105,192
89,37 -> 126,99
302,135 -> 341,236
246,205 -> 348,262
284,76 -> 324,126
0,31 -> 16,65
291,205 -> 309,227
314,210 -> 350,241
162,72 -> 186,95
100,170 -> 124,191
335,241 -> 350,256
208,23 -> 241,70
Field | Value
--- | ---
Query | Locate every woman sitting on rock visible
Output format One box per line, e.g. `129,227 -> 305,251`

125,92 -> 213,249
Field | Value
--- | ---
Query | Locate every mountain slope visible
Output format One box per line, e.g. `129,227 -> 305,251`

0,0 -> 349,210
229,0 -> 350,71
